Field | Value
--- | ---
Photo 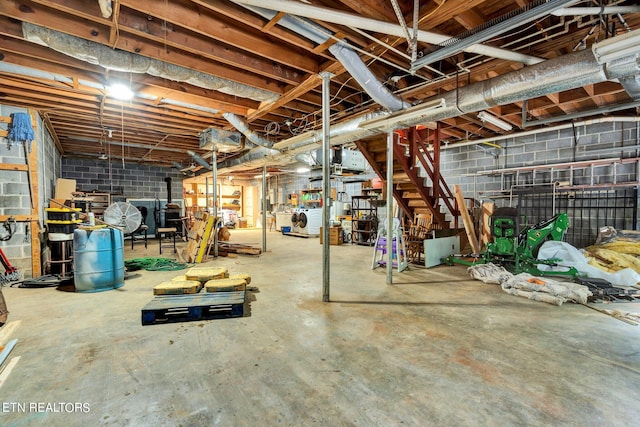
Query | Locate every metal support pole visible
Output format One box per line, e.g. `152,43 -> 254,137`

386,130 -> 394,284
212,146 -> 218,257
262,165 -> 267,253
321,71 -> 333,302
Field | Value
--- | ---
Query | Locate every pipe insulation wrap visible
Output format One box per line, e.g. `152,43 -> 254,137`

22,23 -> 279,103
232,0 -> 542,65
187,151 -> 212,170
233,4 -> 409,111
223,113 -> 275,148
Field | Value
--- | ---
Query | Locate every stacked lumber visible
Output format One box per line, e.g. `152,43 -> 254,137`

184,211 -> 218,263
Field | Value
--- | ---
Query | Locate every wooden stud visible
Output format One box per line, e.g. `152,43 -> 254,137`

454,185 -> 480,254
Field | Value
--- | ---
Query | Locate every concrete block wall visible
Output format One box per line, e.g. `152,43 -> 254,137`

61,158 -> 185,202
0,104 -> 61,277
438,120 -> 640,201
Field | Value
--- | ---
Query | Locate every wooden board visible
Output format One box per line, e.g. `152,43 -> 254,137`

217,243 -> 261,256
453,185 -> 480,254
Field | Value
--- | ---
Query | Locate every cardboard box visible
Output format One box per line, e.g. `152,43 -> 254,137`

54,178 -> 76,201
319,226 -> 343,245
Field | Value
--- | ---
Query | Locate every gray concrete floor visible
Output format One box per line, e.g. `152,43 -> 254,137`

1,228 -> 639,426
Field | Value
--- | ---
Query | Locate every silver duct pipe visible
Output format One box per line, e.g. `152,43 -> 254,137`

186,150 -> 212,170
223,113 -> 275,148
232,3 -> 408,111
22,23 -> 279,103
222,31 -> 640,172
232,0 -> 541,66
217,146 -> 279,171
273,110 -> 389,152
620,75 -> 640,101
331,42 -> 409,111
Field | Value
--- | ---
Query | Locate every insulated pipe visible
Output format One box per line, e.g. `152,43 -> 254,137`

22,23 -> 279,103
524,101 -> 640,127
232,2 -> 409,111
223,112 -> 275,148
552,6 -> 640,16
186,150 -> 212,170
219,32 -> 640,172
232,0 -> 542,66
442,116 -> 640,150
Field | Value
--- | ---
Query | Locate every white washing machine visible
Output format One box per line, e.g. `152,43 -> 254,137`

297,208 -> 322,235
290,209 -> 301,233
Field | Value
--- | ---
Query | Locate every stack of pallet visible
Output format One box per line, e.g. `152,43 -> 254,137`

140,266 -> 252,325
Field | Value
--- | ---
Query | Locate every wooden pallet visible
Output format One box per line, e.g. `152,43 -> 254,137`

216,243 -> 261,256
282,232 -> 318,238
141,291 -> 245,325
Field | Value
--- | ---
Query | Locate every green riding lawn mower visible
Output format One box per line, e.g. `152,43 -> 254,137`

443,207 -> 581,279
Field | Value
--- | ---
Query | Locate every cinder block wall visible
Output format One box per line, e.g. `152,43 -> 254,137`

0,104 -> 60,278
61,158 -> 185,202
440,120 -> 639,199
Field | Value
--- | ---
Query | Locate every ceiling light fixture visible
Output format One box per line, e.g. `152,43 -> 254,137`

478,111 -> 513,131
98,152 -> 108,160
253,173 -> 270,179
107,83 -> 134,100
359,98 -> 446,131
296,167 -> 310,173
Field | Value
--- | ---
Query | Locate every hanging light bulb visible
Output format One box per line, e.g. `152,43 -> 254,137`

108,83 -> 134,100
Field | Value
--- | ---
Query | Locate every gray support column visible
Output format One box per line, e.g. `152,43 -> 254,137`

212,146 -> 218,258
386,130 -> 394,284
321,71 -> 333,302
262,165 -> 267,253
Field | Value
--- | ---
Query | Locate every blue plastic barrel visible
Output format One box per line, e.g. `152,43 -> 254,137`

73,227 -> 125,292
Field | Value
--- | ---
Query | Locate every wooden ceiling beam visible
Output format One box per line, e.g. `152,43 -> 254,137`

120,0 -> 318,73
0,1 -> 286,95
192,0 -> 320,54
0,50 -> 255,115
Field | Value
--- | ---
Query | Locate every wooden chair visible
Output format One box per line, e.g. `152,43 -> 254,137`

404,213 -> 433,264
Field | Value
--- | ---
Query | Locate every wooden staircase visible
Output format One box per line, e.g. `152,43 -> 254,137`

354,125 -> 459,230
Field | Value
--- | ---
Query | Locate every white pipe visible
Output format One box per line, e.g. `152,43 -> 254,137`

442,116 -> 640,150
552,6 -> 640,16
233,0 -> 542,65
